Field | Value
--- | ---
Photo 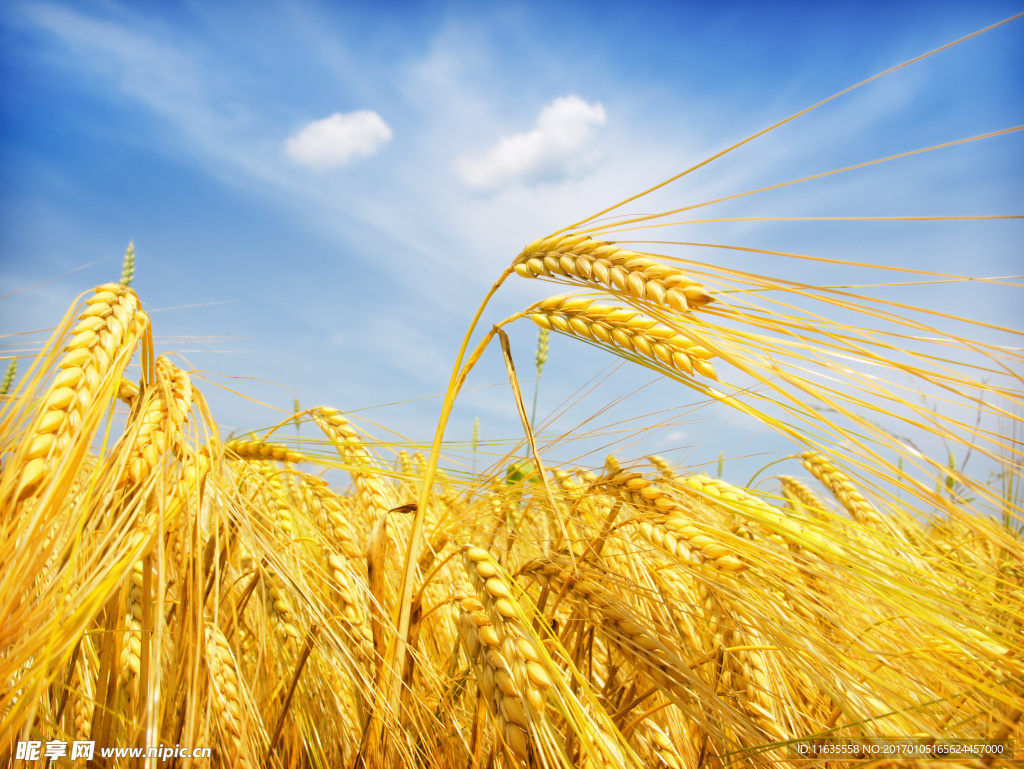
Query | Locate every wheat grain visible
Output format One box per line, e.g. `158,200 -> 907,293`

117,376 -> 139,405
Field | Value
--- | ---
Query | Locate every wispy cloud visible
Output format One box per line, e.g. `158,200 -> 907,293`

285,111 -> 392,169
456,95 -> 606,192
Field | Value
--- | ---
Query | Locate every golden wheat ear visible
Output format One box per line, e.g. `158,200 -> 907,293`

514,233 -> 714,312
9,283 -> 150,502
529,296 -> 718,379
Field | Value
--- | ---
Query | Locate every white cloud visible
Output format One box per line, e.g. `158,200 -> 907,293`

659,430 -> 688,445
456,95 -> 606,191
285,111 -> 392,169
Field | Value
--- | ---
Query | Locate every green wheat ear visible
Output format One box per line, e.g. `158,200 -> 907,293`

120,241 -> 136,287
0,359 -> 16,395
472,416 -> 479,472
293,397 -> 301,432
531,327 -> 549,429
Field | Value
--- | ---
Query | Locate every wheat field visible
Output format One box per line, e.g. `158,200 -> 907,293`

2,17 -> 1023,769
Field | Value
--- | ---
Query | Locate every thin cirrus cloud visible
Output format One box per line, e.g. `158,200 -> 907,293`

285,110 -> 393,169
456,95 -> 607,192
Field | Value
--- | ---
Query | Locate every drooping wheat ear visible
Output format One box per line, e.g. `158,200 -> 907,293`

799,452 -> 884,525
224,438 -> 305,464
301,473 -> 363,557
605,472 -> 747,571
519,556 -> 723,723
513,233 -> 715,312
682,475 -> 788,543
682,474 -> 846,562
205,624 -> 254,769
412,451 -> 427,475
648,454 -> 676,480
311,406 -> 392,517
119,356 -> 193,487
0,359 -> 16,395
635,517 -> 746,573
778,475 -> 830,518
698,584 -> 790,744
120,242 -> 135,287
530,296 -> 718,379
119,560 -> 147,701
17,283 -> 148,499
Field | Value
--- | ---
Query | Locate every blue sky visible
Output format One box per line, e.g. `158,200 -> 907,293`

1,1 -> 1021,485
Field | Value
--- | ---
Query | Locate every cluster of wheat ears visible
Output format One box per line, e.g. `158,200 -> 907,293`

2,20 -> 1023,769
